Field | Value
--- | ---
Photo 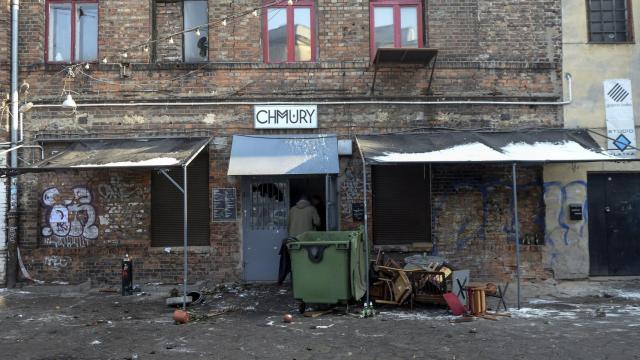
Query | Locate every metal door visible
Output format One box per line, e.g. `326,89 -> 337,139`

243,179 -> 289,281
588,173 -> 640,276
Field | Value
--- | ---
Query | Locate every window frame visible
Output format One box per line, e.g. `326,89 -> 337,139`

261,0 -> 317,63
586,0 -> 635,44
45,0 -> 99,64
182,0 -> 209,63
370,0 -> 424,58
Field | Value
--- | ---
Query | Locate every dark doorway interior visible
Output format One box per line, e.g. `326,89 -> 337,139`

588,172 -> 640,276
289,176 -> 326,230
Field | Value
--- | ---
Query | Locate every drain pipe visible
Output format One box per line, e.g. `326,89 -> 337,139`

6,0 -> 20,287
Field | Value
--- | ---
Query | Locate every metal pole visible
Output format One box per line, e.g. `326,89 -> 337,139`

182,165 -> 188,310
354,137 -> 370,306
7,0 -> 20,288
512,163 -> 521,310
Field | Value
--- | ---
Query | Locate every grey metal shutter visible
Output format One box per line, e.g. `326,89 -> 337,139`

372,164 -> 430,245
151,151 -> 210,247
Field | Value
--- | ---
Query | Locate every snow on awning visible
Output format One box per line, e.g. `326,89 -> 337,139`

228,134 -> 339,175
4,137 -> 211,175
356,129 -> 620,164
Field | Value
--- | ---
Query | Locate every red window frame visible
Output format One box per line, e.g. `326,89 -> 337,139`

45,0 -> 99,64
370,0 -> 424,58
262,0 -> 316,63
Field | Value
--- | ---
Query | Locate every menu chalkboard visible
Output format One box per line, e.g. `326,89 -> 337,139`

212,188 -> 237,222
351,202 -> 364,222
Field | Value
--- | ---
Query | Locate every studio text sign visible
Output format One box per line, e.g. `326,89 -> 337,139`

254,105 -> 318,129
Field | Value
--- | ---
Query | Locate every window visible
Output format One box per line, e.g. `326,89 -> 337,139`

263,1 -> 316,63
183,0 -> 209,62
370,0 -> 423,57
587,0 -> 634,43
372,165 -> 430,246
46,0 -> 98,63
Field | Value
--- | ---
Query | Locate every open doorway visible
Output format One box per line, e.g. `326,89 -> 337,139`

289,175 -> 327,231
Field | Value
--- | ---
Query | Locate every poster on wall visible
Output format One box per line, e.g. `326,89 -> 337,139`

604,79 -> 636,158
212,188 -> 237,222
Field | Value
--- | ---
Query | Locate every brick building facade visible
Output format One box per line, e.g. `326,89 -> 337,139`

3,0 -> 565,286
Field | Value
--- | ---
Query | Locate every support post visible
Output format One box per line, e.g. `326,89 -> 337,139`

354,137 -> 370,306
7,0 -> 21,288
511,163 -> 521,310
182,165 -> 188,310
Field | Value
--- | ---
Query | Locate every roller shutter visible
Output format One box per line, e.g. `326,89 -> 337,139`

151,151 -> 210,247
372,164 -> 430,245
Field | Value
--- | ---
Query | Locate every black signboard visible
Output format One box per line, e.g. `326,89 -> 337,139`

212,188 -> 237,222
568,203 -> 583,221
352,202 -> 364,222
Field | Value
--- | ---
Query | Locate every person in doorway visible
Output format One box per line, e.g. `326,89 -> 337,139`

288,195 -> 321,237
311,194 -> 326,231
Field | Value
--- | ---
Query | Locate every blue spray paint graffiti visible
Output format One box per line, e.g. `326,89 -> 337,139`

432,178 -> 543,251
543,180 -> 587,246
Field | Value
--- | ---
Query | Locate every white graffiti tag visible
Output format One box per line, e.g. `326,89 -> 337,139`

41,187 -> 99,247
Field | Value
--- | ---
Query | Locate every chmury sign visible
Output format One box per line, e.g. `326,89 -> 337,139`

604,79 -> 636,158
254,105 -> 317,129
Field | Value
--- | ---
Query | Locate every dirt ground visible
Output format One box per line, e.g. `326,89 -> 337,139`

1,281 -> 640,360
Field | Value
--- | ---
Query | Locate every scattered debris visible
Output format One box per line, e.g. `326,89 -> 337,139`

90,340 -> 101,345
283,314 -> 293,323
310,324 -> 334,329
595,308 -> 607,318
98,288 -> 119,293
304,309 -> 333,318
172,309 -> 189,324
166,296 -> 192,307
469,328 -> 477,334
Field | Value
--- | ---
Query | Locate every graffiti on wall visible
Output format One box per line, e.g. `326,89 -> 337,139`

98,176 -> 143,202
41,187 -> 98,248
43,255 -> 72,269
544,181 -> 587,246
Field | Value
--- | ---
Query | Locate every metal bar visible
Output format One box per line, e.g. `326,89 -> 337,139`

512,163 -> 521,310
184,137 -> 211,167
354,136 -> 370,306
370,64 -> 379,95
325,174 -> 329,231
182,165 -> 188,310
159,170 -> 184,193
426,53 -> 438,94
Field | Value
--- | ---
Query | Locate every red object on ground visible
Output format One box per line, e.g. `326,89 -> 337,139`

443,292 -> 466,316
283,314 -> 293,323
172,309 -> 190,324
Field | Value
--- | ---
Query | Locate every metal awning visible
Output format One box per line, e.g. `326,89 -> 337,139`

371,48 -> 439,94
356,129 -> 621,164
2,137 -> 212,175
228,134 -> 339,175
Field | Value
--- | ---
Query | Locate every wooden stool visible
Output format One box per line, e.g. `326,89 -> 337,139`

466,287 -> 486,315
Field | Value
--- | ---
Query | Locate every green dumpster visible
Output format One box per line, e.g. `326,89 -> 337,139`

287,230 -> 367,312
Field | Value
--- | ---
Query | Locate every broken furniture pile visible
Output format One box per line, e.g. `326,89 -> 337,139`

370,253 -> 508,317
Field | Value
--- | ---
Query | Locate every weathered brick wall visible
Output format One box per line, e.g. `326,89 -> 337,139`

431,164 -> 549,282
11,0 -> 563,285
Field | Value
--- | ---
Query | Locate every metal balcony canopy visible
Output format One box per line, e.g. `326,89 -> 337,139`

370,48 -> 439,94
1,137 -> 212,175
228,134 -> 339,175
356,129 -> 620,164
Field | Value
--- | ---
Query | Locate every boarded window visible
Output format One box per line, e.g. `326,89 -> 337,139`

151,151 -> 209,247
154,0 -> 208,62
372,165 -> 430,245
588,0 -> 634,43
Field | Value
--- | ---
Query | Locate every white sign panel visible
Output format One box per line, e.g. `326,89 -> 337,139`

604,79 -> 636,158
254,105 -> 318,129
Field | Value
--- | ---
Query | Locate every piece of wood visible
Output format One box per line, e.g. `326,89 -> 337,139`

481,314 -> 499,321
485,311 -> 512,317
374,299 -> 400,305
450,316 -> 475,323
303,309 -> 333,318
